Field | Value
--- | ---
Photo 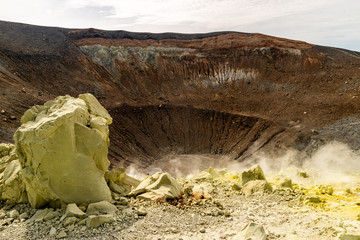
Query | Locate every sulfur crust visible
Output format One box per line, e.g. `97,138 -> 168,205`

13,93 -> 112,208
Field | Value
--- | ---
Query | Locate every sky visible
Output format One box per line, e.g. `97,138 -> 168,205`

0,0 -> 359,51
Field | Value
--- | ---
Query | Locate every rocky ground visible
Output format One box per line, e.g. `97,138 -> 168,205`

0,165 -> 359,240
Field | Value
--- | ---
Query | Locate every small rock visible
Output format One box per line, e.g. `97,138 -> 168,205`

2,218 -> 12,226
49,227 -> 57,236
232,183 -> 242,191
0,109 -> 5,114
221,210 -> 231,217
279,178 -> 292,189
63,216 -> 78,227
115,197 -> 129,206
192,183 -> 213,199
86,201 -> 117,215
202,210 -> 212,215
306,196 -> 321,203
236,222 -> 267,240
9,209 -> 19,219
123,207 -> 133,216
67,224 -> 75,231
319,185 -> 334,195
65,203 -> 86,219
19,212 -> 29,220
56,230 -> 67,239
136,206 -> 147,216
28,208 -> 52,222
170,227 -> 179,233
214,200 -> 224,210
78,218 -> 87,226
86,214 -> 115,228
297,171 -> 309,178
200,228 -> 206,233
339,234 -> 360,240
44,211 -> 60,221
9,115 -> 16,120
21,88 -> 26,93
78,203 -> 88,212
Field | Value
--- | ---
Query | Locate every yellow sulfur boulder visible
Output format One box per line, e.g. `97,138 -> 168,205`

14,93 -> 112,208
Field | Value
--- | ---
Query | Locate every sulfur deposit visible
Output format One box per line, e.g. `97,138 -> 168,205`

105,167 -> 140,197
0,143 -> 27,203
129,172 -> 182,201
13,93 -> 113,208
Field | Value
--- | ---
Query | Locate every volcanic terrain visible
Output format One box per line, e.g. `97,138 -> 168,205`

1,21 -> 360,240
2,21 -> 360,169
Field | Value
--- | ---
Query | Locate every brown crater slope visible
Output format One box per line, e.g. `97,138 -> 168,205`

1,21 -> 360,168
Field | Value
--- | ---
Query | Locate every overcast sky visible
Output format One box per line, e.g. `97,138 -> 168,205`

0,0 -> 359,51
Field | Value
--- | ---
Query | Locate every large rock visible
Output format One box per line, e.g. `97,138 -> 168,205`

0,143 -> 27,203
242,180 -> 273,197
240,164 -> 266,186
14,94 -> 112,208
129,172 -> 182,200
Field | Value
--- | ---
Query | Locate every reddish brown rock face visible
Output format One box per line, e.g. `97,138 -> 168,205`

1,21 -> 360,168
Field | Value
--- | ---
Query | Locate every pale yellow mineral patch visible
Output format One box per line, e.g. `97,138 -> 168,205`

14,93 -> 112,208
105,167 -> 140,196
0,143 -> 27,203
129,172 -> 182,200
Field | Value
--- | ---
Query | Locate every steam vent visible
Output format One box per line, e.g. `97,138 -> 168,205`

1,21 -> 360,239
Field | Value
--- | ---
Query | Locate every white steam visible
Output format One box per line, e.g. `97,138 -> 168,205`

126,141 -> 360,186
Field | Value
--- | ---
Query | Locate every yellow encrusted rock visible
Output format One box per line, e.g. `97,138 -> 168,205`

14,93 -> 112,208
105,167 -> 140,196
129,172 -> 182,200
0,143 -> 27,203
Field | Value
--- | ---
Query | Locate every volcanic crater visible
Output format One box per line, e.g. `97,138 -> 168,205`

1,20 -> 360,170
